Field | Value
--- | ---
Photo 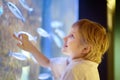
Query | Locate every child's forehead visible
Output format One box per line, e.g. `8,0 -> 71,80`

69,27 -> 76,33
70,25 -> 79,32
67,23 -> 80,35
69,26 -> 81,36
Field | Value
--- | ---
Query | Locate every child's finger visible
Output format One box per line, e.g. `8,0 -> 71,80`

18,34 -> 29,41
13,34 -> 22,42
17,43 -> 24,49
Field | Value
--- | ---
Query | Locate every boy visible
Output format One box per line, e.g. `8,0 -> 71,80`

13,19 -> 109,80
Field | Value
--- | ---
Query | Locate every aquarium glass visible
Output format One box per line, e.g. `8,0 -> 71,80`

0,0 -> 78,80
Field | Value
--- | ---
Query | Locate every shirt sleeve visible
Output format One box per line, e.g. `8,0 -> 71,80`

49,57 -> 67,79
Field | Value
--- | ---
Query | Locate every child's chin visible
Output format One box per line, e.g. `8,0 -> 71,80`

61,48 -> 66,52
62,49 -> 68,55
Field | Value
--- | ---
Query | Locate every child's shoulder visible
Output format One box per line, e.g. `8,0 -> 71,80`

71,59 -> 98,71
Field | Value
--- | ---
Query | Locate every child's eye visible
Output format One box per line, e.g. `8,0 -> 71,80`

69,34 -> 74,39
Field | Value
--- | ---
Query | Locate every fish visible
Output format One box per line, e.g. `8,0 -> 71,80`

37,28 -> 50,37
37,27 -> 63,47
51,21 -> 63,28
14,31 -> 37,42
21,50 -> 38,63
55,29 -> 65,39
19,0 -> 33,12
7,2 -> 25,22
8,51 -> 27,61
8,50 -> 38,63
0,6 -> 3,16
38,73 -> 51,80
51,33 -> 62,48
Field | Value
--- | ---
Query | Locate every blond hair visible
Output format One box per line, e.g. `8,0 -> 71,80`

73,19 -> 109,64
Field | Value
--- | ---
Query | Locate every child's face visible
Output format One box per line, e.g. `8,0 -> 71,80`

62,25 -> 87,59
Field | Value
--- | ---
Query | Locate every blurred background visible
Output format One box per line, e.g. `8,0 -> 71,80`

0,0 -> 119,80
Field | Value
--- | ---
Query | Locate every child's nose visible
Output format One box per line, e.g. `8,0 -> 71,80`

63,36 -> 68,41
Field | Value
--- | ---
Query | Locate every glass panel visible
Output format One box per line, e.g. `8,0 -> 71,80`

0,0 -> 78,80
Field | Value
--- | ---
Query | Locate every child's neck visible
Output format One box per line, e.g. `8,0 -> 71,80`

67,57 -> 84,65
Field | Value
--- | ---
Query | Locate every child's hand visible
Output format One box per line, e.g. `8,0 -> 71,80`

13,33 -> 50,67
13,33 -> 34,52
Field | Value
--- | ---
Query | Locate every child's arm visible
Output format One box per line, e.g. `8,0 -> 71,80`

13,33 -> 50,68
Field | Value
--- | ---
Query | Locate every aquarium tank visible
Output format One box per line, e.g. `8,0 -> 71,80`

0,0 -> 78,80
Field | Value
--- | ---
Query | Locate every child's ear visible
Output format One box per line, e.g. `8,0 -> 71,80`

82,45 -> 91,54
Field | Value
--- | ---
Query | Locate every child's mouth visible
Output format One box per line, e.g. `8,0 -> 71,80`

64,44 -> 68,47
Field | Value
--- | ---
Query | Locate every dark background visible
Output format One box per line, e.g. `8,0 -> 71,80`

79,0 -> 108,80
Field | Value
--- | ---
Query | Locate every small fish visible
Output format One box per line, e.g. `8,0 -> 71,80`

38,73 -> 51,80
9,51 -> 27,61
0,6 -> 3,16
55,29 -> 65,39
37,28 -> 50,37
7,2 -> 25,22
14,31 -> 37,42
19,0 -> 33,12
52,33 -> 62,48
51,21 -> 63,28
